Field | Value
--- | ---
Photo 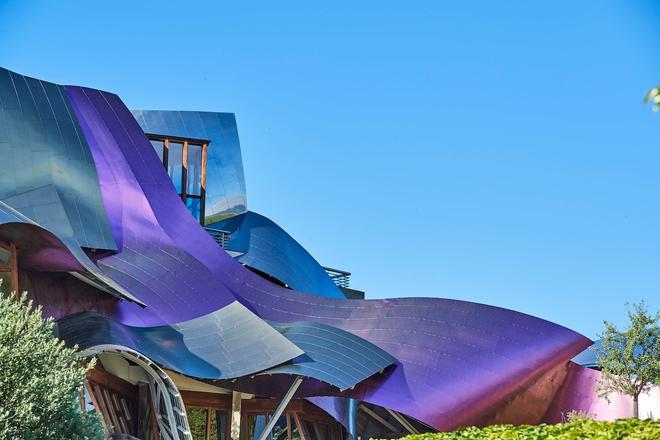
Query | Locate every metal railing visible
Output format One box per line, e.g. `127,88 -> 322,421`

204,227 -> 231,249
323,266 -> 351,288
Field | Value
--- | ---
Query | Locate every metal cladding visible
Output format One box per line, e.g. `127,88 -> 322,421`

132,110 -> 247,222
65,86 -> 239,325
0,66 -> 615,431
0,68 -> 116,250
56,302 -> 303,380
209,211 -> 344,298
544,362 -> 660,422
263,321 -> 396,391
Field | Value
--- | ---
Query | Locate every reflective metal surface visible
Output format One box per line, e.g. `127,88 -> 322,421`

56,301 -> 303,380
0,68 -> 116,250
209,212 -> 344,298
263,321 -> 396,391
131,110 -> 247,223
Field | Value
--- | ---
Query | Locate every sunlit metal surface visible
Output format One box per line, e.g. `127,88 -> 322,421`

209,212 -> 344,298
131,110 -> 247,223
0,199 -> 143,305
0,68 -> 116,250
263,321 -> 395,391
56,302 -> 303,380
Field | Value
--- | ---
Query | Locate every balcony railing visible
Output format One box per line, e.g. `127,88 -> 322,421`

323,266 -> 351,288
204,227 -> 231,250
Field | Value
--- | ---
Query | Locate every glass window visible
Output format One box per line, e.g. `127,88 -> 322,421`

167,141 -> 183,193
150,139 -> 164,163
186,198 -> 201,222
305,421 -> 319,440
212,410 -> 228,440
271,415 -> 291,440
187,143 -> 203,195
148,135 -> 207,225
247,415 -> 268,440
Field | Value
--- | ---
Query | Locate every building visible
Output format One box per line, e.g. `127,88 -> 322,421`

0,67 -> 655,440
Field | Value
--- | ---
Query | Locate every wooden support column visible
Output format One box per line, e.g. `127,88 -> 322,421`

230,391 -> 243,440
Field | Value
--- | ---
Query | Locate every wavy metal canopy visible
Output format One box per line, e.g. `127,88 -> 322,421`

56,302 -> 303,380
209,211 -> 344,298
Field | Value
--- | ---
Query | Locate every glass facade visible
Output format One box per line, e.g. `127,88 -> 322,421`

148,135 -> 207,224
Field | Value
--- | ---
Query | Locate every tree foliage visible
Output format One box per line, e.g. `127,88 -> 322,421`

645,86 -> 660,111
0,291 -> 104,439
595,301 -> 659,418
401,418 -> 660,440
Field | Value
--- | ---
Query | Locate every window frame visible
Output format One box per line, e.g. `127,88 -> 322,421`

148,134 -> 208,224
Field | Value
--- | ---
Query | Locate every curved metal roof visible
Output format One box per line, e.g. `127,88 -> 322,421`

208,211 -> 344,298
263,321 -> 396,391
56,302 -> 303,380
0,68 -> 116,250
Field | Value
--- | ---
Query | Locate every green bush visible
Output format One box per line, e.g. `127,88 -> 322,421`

401,418 -> 660,440
0,292 -> 104,439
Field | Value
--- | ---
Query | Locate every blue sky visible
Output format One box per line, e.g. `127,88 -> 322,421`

1,1 -> 659,337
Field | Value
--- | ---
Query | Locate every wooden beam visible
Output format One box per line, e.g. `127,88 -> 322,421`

293,413 -> 309,440
181,390 -> 231,409
359,404 -> 398,434
385,408 -> 419,435
286,414 -> 292,440
182,140 -> 188,199
85,383 -> 109,433
201,142 -> 207,223
206,408 -> 212,440
87,367 -> 138,398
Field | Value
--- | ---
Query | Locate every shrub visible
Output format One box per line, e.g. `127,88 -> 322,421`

401,418 -> 660,440
0,292 -> 104,439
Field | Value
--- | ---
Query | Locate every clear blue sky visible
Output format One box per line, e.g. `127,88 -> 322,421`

1,1 -> 659,338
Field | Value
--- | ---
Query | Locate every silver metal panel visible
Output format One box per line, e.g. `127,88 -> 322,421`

56,301 -> 305,380
264,321 -> 396,391
0,67 -> 116,250
131,110 -> 247,223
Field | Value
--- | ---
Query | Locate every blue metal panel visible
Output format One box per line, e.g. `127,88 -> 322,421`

56,302 -> 304,380
0,68 -> 116,250
264,321 -> 396,391
131,110 -> 247,223
209,212 -> 344,298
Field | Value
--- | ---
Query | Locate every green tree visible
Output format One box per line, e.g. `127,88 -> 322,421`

644,86 -> 660,111
0,290 -> 104,439
595,302 -> 660,418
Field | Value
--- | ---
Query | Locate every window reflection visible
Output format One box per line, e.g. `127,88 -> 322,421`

150,139 -> 164,163
168,141 -> 184,193
186,197 -> 201,222
187,143 -> 203,196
